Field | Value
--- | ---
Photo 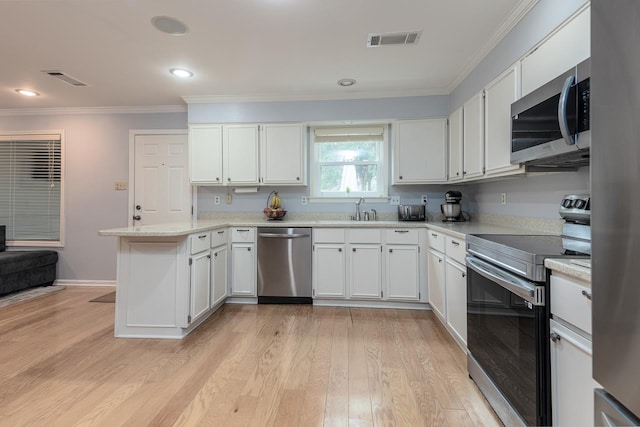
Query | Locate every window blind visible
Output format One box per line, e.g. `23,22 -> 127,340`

0,135 -> 62,241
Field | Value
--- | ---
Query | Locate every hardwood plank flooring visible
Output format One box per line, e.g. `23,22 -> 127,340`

0,287 -> 501,427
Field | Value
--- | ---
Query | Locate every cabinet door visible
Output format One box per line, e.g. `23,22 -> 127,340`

427,249 -> 446,319
393,118 -> 447,184
313,244 -> 345,298
550,319 -> 599,427
349,244 -> 382,299
224,125 -> 259,185
448,107 -> 464,182
190,251 -> 211,323
211,245 -> 228,307
189,125 -> 223,184
463,92 -> 485,180
260,124 -> 305,185
521,6 -> 590,96
231,243 -> 256,296
484,65 -> 524,176
445,259 -> 467,346
385,245 -> 419,301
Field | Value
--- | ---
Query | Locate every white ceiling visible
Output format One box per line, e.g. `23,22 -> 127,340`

0,0 -> 536,110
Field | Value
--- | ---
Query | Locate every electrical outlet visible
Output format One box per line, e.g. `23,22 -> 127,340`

301,196 -> 307,205
421,195 -> 428,204
114,181 -> 127,190
214,196 -> 221,205
225,193 -> 232,204
390,196 -> 400,205
501,193 -> 507,205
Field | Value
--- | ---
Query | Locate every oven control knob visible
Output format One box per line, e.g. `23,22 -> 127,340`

562,199 -> 573,208
574,199 -> 586,209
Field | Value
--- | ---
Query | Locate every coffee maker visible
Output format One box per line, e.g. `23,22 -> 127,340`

441,191 -> 466,222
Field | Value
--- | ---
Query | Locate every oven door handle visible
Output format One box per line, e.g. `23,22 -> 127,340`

466,256 -> 544,306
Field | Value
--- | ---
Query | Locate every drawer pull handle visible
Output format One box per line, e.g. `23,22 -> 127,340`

581,290 -> 592,300
198,235 -> 207,239
394,230 -> 410,233
550,332 -> 562,343
451,240 -> 460,246
431,233 -> 438,237
438,258 -> 442,263
237,229 -> 250,232
217,230 -> 225,234
462,272 -> 466,278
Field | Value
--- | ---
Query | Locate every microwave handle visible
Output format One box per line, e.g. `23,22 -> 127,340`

558,74 -> 576,145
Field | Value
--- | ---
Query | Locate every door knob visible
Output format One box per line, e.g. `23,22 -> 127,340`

135,205 -> 141,210
133,215 -> 141,221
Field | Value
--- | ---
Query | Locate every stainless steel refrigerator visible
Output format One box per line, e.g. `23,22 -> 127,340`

592,1 -> 640,425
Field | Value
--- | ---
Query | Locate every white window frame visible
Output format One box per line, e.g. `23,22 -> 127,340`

309,123 -> 389,203
0,130 -> 65,247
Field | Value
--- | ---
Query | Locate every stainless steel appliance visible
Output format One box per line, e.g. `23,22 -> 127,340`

257,227 -> 312,304
511,58 -> 590,169
466,195 -> 591,426
397,204 -> 425,221
592,2 -> 640,425
441,190 -> 466,222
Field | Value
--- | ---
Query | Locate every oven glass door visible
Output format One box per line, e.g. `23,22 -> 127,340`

466,261 -> 544,426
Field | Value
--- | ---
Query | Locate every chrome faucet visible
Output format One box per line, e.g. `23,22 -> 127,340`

355,197 -> 364,221
370,208 -> 377,221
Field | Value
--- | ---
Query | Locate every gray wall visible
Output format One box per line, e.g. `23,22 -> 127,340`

0,112 -> 187,281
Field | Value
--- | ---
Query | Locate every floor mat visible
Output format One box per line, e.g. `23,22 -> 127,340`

0,285 -> 65,308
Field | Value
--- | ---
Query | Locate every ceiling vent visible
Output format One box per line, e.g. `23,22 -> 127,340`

41,70 -> 88,87
367,31 -> 422,47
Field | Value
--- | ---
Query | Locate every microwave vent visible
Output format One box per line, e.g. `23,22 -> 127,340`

367,31 -> 422,47
524,150 -> 590,172
42,70 -> 88,87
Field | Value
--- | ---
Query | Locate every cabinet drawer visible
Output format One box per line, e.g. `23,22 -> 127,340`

191,232 -> 211,254
445,236 -> 466,265
550,274 -> 592,335
210,228 -> 228,247
385,229 -> 419,245
348,228 -> 381,244
427,229 -> 445,252
231,227 -> 255,243
314,228 -> 346,243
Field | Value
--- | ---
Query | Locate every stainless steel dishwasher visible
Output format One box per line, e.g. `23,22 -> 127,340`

257,227 -> 312,304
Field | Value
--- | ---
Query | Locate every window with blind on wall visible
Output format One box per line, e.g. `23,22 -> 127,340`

310,125 -> 388,199
0,132 -> 63,245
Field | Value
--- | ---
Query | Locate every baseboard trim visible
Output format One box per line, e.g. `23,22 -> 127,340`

55,280 -> 116,287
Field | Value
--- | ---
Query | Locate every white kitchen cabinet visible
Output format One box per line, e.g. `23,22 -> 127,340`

189,250 -> 211,323
484,65 -> 525,177
189,124 -> 223,184
313,244 -> 346,298
260,123 -> 306,185
210,245 -> 227,307
445,258 -> 467,346
348,244 -> 382,299
448,107 -> 464,182
230,243 -> 256,296
521,5 -> 590,96
393,118 -> 447,184
385,245 -> 420,301
427,249 -> 446,320
463,91 -> 485,180
223,124 -> 260,185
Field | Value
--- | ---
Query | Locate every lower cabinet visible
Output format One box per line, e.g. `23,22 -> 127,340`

445,258 -> 467,345
313,244 -> 346,298
211,245 -> 227,306
349,244 -> 382,299
190,250 -> 211,325
427,249 -> 446,320
386,245 -> 420,301
231,243 -> 256,296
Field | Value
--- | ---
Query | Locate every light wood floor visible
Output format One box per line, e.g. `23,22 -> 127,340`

0,287 -> 501,427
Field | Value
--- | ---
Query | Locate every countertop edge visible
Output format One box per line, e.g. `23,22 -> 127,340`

545,258 -> 591,283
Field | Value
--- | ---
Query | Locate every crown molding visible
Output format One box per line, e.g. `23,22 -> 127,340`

446,0 -> 540,93
182,88 -> 448,104
0,105 -> 187,116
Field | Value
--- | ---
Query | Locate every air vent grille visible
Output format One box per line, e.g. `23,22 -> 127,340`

367,31 -> 422,47
42,70 -> 88,87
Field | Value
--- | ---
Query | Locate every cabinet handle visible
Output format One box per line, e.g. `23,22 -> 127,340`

431,233 -> 438,237
352,248 -> 356,252
581,290 -> 592,300
338,248 -> 342,252
394,230 -> 409,233
399,175 -> 403,180
247,247 -> 251,252
228,178 -> 231,181
216,177 -> 220,181
217,230 -> 225,234
214,253 -> 218,257
456,172 -> 460,176
296,177 -> 300,181
237,229 -> 250,232
438,258 -> 442,263
198,234 -> 207,239
463,171 -> 467,175
451,240 -> 460,246
389,249 -> 393,253
207,254 -> 211,259
550,332 -> 562,343
462,272 -> 466,278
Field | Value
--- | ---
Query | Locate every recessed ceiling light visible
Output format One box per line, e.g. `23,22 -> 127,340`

170,68 -> 193,78
15,89 -> 40,97
338,78 -> 356,87
151,16 -> 189,35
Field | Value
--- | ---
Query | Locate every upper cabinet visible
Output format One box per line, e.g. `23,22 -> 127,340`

260,124 -> 306,185
448,107 -> 463,182
462,92 -> 485,180
393,118 -> 447,184
484,65 -> 525,177
188,123 -> 306,186
521,5 -> 590,96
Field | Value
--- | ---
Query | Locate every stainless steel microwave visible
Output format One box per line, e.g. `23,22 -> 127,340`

511,58 -> 590,168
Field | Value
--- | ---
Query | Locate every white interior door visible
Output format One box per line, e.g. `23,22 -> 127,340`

133,133 -> 191,226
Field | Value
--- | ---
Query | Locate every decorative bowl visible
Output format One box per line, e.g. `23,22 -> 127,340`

263,208 -> 287,220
